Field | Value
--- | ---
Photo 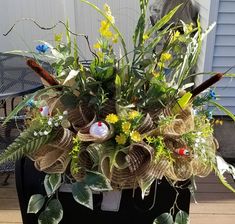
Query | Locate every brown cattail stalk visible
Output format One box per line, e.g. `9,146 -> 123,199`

191,73 -> 223,98
26,59 -> 60,87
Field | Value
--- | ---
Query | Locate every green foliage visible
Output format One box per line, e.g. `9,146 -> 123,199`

44,174 -> 62,196
27,194 -> 45,214
85,171 -> 113,191
38,199 -> 63,224
0,127 -> 54,165
154,211 -> 189,224
72,182 -> 93,209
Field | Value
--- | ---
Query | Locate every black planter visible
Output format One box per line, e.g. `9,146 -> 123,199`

15,157 -> 191,224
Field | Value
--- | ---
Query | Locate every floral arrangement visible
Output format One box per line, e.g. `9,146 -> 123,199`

1,1 -> 235,224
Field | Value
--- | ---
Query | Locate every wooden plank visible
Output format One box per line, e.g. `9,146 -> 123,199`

190,203 -> 235,214
190,214 -> 235,224
0,188 -> 18,199
0,199 -> 20,210
0,210 -> 22,223
192,192 -> 235,203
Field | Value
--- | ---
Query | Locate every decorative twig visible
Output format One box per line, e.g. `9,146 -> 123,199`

3,18 -> 99,61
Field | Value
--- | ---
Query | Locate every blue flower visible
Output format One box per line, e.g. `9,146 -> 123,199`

209,89 -> 216,100
36,44 -> 49,53
207,110 -> 213,120
26,99 -> 35,107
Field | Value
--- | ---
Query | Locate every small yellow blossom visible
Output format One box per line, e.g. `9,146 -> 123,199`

115,133 -> 127,145
187,23 -> 194,33
128,110 -> 140,120
130,131 -> 142,142
160,52 -> 172,62
112,34 -> 119,43
99,20 -> 113,38
152,71 -> 160,77
122,122 -> 131,134
93,42 -> 101,49
143,34 -> 149,41
54,33 -> 62,42
105,114 -> 119,124
172,30 -> 180,42
157,62 -> 164,69
103,4 -> 115,24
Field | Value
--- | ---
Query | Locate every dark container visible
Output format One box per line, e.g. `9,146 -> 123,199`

15,157 -> 191,224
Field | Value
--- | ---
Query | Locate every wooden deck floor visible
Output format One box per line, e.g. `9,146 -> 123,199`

0,174 -> 234,224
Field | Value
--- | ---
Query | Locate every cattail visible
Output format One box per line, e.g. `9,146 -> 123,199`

191,73 -> 223,98
26,59 -> 60,87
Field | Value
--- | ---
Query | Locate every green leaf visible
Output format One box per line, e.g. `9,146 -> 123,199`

44,174 -> 62,196
154,213 -> 174,224
27,194 -> 45,214
38,199 -> 63,224
209,100 -> 235,121
85,171 -> 113,191
72,182 -> 93,209
175,211 -> 190,224
146,4 -> 182,37
0,128 -> 54,165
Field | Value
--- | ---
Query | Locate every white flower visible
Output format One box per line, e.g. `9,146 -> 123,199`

195,138 -> 200,143
48,120 -> 52,126
197,132 -> 202,136
194,143 -> 199,148
55,122 -> 59,127
33,131 -> 38,136
201,138 -> 206,143
44,130 -> 49,135
63,111 -> 68,115
59,115 -> 63,120
39,131 -> 43,136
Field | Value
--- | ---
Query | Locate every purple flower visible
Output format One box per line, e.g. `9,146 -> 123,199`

209,89 -> 216,100
36,44 -> 49,53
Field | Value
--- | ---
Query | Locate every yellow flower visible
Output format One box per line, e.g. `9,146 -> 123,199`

93,42 -> 101,49
128,110 -> 140,120
112,34 -> 119,43
173,30 -> 180,41
103,4 -> 115,24
54,33 -> 62,42
105,114 -> 119,124
122,122 -> 131,134
152,71 -> 160,77
160,52 -> 172,62
143,34 -> 149,41
99,20 -> 113,38
115,134 -> 127,145
130,131 -> 142,142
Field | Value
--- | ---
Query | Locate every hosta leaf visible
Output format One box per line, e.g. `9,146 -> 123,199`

85,171 -> 113,192
175,211 -> 190,224
44,174 -> 62,196
27,194 -> 45,214
154,213 -> 174,224
38,199 -> 63,224
72,182 -> 93,209
0,128 -> 54,165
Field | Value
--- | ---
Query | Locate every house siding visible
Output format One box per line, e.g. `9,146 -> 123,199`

0,0 -> 66,52
212,0 -> 235,114
194,0 -> 235,115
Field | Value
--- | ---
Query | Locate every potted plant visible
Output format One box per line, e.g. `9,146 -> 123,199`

1,1 -> 235,224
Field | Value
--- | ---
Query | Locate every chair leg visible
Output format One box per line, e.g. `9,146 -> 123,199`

2,173 -> 11,186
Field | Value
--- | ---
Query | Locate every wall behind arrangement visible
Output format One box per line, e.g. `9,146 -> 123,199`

0,0 -> 66,52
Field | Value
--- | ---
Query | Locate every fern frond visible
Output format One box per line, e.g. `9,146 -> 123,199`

0,128 -> 55,165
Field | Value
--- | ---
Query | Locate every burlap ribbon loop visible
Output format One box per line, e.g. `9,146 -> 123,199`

28,128 -> 74,173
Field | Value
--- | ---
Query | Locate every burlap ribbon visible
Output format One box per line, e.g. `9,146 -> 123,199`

28,128 -> 74,173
